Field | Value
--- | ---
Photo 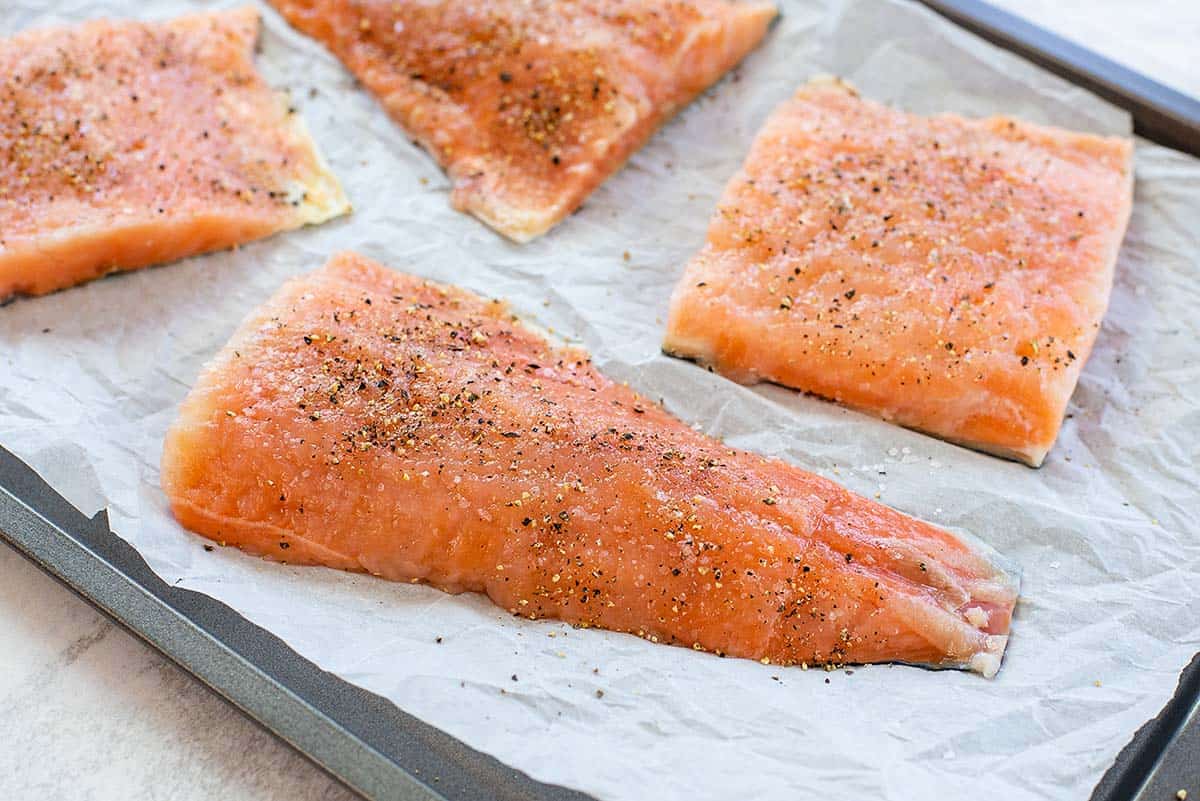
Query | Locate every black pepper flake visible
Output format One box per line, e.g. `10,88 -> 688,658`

1021,355 -> 1030,366
279,542 -> 290,549
203,544 -> 214,552
499,71 -> 512,83
844,553 -> 853,563
1067,350 -> 1077,360
844,289 -> 855,300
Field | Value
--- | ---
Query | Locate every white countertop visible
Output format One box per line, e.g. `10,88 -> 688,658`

0,545 -> 357,801
1,3 -> 1196,800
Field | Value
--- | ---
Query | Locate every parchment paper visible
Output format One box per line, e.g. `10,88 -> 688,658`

3,1 -> 1199,799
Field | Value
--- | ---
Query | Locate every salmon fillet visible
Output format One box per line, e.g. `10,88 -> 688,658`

664,78 -> 1134,467
0,8 -> 349,301
266,0 -> 776,241
162,251 -> 1017,676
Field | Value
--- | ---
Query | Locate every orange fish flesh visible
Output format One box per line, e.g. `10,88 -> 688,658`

162,251 -> 1018,676
267,0 -> 776,241
0,8 -> 349,301
664,78 -> 1134,466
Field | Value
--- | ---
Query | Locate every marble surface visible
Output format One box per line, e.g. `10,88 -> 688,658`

0,547 -> 358,801
0,2 -> 1196,800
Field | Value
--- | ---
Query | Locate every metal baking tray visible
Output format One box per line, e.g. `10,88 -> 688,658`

6,436 -> 1196,801
2,1 -> 1198,799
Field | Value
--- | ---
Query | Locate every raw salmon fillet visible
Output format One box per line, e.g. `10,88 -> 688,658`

162,251 -> 1017,675
664,78 -> 1134,466
0,8 -> 349,301
267,0 -> 776,241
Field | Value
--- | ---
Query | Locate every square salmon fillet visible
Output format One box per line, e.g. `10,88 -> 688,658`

267,0 -> 776,241
0,8 -> 349,301
664,78 -> 1134,467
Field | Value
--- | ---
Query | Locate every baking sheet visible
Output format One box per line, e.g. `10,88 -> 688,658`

2,1 -> 1199,799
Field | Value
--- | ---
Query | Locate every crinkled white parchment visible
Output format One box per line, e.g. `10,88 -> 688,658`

2,1 -> 1199,799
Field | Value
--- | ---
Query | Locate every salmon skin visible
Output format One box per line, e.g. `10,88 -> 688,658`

664,78 -> 1134,467
0,8 -> 349,301
267,0 -> 776,242
163,251 -> 1017,676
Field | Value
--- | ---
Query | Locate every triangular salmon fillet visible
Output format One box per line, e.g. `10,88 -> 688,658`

664,78 -> 1134,467
267,0 -> 776,241
162,252 -> 1017,676
0,8 -> 349,301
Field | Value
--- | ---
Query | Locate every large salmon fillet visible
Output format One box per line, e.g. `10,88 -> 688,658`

162,252 -> 1018,676
267,0 -> 776,241
664,78 -> 1134,467
0,8 -> 349,301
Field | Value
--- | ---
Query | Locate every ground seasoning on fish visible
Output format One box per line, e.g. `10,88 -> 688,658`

0,7 -> 348,300
266,0 -> 776,241
663,77 -> 1134,467
162,251 -> 1018,676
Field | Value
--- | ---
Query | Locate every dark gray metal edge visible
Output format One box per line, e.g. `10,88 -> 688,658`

1091,652 -> 1200,801
0,445 -> 592,801
1132,681 -> 1200,801
916,0 -> 1200,156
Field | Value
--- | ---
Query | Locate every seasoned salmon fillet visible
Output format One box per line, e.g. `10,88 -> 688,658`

0,8 -> 349,300
162,252 -> 1017,676
267,0 -> 776,241
664,78 -> 1134,467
